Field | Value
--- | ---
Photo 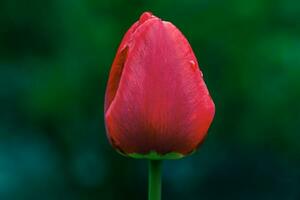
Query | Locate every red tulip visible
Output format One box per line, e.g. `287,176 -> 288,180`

104,12 -> 215,159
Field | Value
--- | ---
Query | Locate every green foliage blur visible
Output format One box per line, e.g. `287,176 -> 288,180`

1,0 -> 300,199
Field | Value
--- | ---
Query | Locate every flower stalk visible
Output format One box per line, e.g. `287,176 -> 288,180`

148,160 -> 162,200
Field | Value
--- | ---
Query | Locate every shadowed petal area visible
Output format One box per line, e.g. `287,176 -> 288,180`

104,46 -> 128,113
105,13 -> 215,155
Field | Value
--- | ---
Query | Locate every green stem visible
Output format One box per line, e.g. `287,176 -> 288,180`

148,160 -> 162,200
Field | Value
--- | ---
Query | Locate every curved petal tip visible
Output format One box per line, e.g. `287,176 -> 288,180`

139,12 -> 155,24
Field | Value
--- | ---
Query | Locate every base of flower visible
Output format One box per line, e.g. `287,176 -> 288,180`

128,151 -> 185,160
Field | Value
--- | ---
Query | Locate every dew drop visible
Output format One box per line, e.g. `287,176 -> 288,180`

189,60 -> 196,70
189,60 -> 203,77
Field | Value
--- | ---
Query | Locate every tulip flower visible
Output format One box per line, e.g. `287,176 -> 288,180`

104,12 -> 215,200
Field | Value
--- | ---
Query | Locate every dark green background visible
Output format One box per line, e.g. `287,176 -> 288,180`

1,0 -> 299,199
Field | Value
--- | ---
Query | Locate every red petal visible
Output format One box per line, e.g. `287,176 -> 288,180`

105,12 -> 156,112
105,13 -> 215,155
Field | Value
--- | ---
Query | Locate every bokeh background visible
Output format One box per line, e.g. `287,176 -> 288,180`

1,0 -> 300,199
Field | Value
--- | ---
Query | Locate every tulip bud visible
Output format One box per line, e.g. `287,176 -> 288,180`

104,12 -> 215,159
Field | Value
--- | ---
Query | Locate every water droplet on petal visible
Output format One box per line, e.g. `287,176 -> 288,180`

189,60 -> 203,77
189,60 -> 197,71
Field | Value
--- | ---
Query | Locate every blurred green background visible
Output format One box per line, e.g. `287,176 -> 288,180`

1,0 -> 300,199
